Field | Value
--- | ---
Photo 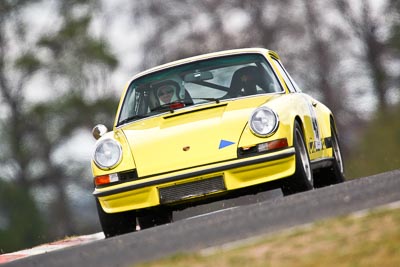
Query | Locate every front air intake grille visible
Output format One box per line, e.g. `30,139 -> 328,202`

158,176 -> 226,204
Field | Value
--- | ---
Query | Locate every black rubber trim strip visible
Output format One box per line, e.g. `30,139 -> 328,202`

93,148 -> 295,197
310,157 -> 334,170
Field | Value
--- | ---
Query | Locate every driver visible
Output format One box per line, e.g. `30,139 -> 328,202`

156,81 -> 180,105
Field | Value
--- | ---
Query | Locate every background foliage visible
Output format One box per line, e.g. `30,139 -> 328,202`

0,0 -> 399,253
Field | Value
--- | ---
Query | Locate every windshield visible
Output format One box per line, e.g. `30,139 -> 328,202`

117,53 -> 283,125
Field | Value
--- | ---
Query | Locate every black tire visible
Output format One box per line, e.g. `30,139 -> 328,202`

95,199 -> 137,238
138,208 -> 173,230
281,121 -> 314,196
314,123 -> 345,187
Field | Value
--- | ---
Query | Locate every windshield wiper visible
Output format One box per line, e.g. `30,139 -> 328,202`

192,97 -> 220,104
117,114 -> 147,126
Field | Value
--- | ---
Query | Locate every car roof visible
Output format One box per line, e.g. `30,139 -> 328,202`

129,48 -> 280,82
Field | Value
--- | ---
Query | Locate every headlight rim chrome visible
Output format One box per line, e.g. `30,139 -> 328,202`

249,107 -> 279,137
93,138 -> 123,170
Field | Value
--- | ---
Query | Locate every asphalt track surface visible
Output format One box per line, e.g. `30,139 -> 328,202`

4,169 -> 400,267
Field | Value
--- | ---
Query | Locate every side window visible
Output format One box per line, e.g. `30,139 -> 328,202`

283,65 -> 302,92
272,59 -> 297,93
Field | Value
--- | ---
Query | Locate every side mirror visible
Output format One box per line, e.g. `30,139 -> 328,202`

92,124 -> 108,140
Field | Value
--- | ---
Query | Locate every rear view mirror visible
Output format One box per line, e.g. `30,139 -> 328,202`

184,71 -> 213,82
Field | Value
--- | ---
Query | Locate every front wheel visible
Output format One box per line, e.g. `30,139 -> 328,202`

96,199 -> 137,238
281,121 -> 314,196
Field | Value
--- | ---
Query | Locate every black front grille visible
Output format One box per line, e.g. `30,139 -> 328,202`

158,176 -> 226,204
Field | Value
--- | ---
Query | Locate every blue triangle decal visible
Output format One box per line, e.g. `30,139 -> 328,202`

219,140 -> 235,149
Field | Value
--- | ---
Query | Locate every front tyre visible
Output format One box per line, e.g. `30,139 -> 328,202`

96,199 -> 137,238
282,121 -> 314,196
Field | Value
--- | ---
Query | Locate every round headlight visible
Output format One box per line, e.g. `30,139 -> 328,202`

249,107 -> 279,137
93,139 -> 122,169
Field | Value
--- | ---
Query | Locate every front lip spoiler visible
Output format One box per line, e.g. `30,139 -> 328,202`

93,147 -> 295,197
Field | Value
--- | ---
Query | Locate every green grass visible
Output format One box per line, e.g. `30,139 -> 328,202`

136,204 -> 400,267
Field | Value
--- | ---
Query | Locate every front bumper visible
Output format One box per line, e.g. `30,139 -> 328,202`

95,147 -> 295,213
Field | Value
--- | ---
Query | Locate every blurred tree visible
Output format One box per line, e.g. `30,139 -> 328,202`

38,1 -> 118,99
298,0 -> 369,158
348,0 -> 400,178
0,0 -> 47,251
334,0 -> 400,177
0,179 -> 45,253
336,0 -> 394,111
303,0 -> 347,121
0,0 -> 118,248
23,94 -> 117,237
26,0 -> 119,237
130,0 -> 300,69
0,0 -> 42,188
388,0 -> 400,64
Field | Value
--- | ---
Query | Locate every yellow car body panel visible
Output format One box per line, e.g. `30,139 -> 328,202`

91,48 -> 341,215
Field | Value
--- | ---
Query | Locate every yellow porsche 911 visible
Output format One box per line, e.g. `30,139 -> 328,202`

91,48 -> 344,237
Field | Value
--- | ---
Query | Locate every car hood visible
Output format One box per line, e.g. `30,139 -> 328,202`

120,96 -> 277,177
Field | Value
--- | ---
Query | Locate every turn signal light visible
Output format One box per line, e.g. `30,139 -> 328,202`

94,173 -> 119,186
257,138 -> 288,152
239,138 -> 289,157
